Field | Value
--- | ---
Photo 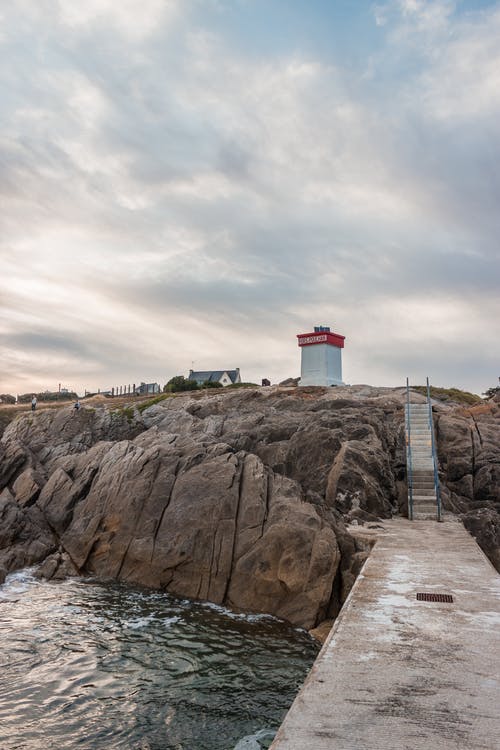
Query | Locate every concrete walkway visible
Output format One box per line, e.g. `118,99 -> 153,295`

270,519 -> 500,750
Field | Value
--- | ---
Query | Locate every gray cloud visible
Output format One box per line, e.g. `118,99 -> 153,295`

1,0 -> 499,395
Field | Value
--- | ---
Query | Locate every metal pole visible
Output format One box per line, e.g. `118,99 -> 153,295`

426,377 -> 442,521
406,377 -> 414,521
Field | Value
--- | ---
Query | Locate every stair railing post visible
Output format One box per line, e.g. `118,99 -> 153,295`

406,377 -> 414,521
426,377 -> 442,521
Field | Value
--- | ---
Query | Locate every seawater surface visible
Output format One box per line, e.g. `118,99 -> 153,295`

0,570 -> 319,750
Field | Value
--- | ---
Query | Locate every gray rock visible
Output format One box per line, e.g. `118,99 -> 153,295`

12,468 -> 42,507
0,486 -> 56,575
0,386 -> 498,626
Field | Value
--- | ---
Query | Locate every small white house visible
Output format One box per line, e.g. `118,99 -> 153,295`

188,368 -> 241,387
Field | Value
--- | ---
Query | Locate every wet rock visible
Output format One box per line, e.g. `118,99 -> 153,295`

0,487 -> 56,576
462,507 -> 500,573
34,550 -> 79,580
309,618 -> 334,644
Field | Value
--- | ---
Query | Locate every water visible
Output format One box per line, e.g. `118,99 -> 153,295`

0,570 -> 319,750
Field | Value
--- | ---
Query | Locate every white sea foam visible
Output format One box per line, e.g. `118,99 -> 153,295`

0,567 -> 38,598
233,728 -> 276,749
124,614 -> 181,630
185,598 -> 281,624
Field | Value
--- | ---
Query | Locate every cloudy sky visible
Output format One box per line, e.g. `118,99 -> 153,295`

1,0 -> 499,396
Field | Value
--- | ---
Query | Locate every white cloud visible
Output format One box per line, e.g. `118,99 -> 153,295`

417,9 -> 500,121
57,0 -> 178,40
0,0 -> 498,395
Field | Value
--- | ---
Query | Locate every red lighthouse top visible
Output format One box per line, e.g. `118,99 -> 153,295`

297,326 -> 345,348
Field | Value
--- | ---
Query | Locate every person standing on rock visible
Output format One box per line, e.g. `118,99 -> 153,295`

31,395 -> 37,411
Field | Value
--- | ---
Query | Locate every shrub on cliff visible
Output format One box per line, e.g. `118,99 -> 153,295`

412,385 -> 481,406
483,385 -> 500,400
0,394 -> 16,404
164,376 -> 199,393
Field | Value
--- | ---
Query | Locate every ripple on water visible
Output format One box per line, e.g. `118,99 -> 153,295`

0,569 -> 318,750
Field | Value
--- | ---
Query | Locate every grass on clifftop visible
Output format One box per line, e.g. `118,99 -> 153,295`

412,385 -> 481,405
224,382 -> 259,389
136,394 -> 173,413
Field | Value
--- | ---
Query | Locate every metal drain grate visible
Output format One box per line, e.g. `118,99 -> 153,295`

416,592 -> 454,603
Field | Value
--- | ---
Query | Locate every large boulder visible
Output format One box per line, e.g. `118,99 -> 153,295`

35,433 -> 339,628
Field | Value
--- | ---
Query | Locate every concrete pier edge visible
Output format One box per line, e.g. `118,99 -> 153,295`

270,518 -> 500,750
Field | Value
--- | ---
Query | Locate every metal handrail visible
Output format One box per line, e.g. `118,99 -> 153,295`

426,377 -> 442,521
406,377 -> 414,521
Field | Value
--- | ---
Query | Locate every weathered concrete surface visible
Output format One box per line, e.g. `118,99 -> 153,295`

270,519 -> 500,750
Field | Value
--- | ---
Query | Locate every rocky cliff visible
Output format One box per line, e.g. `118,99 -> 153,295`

0,386 -> 498,629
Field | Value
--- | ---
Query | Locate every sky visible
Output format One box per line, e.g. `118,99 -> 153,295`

1,0 -> 499,396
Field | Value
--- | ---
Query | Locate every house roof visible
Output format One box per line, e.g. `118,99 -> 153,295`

189,370 -> 239,384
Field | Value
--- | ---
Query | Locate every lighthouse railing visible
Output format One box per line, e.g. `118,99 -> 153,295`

405,378 -> 414,521
426,377 -> 442,521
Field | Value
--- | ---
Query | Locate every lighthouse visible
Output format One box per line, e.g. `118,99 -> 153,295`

297,325 -> 345,386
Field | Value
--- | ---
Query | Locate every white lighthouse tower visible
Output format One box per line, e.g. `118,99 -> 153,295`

297,325 -> 345,386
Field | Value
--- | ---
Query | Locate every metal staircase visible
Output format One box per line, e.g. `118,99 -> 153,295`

405,378 -> 442,521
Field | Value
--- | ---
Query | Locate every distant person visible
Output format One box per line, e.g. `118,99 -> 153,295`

73,400 -> 81,412
31,395 -> 37,411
